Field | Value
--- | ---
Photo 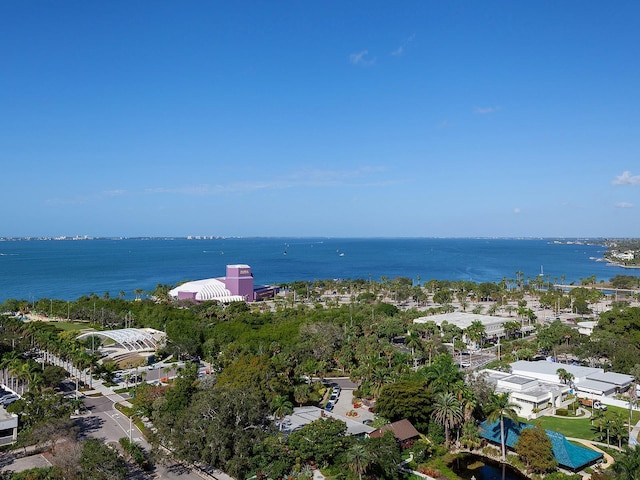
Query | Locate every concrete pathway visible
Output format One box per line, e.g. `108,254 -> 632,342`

630,417 -> 640,446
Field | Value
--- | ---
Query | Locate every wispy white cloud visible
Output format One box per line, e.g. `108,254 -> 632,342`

47,167 -> 396,205
614,202 -> 634,208
612,171 -> 640,185
287,166 -> 385,183
349,50 -> 376,67
145,167 -> 394,196
513,207 -> 521,214
474,106 -> 501,115
391,34 -> 415,56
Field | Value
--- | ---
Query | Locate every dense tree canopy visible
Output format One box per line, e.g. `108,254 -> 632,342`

3,272 -> 640,479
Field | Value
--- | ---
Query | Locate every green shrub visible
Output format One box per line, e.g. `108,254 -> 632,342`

544,472 -> 582,480
119,437 -> 148,468
482,445 -> 501,458
555,408 -> 569,416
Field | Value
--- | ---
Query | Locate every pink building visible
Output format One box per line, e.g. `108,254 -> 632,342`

223,264 -> 255,300
168,264 -> 278,303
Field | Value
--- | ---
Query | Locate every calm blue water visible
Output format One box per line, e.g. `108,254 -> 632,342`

0,237 -> 635,302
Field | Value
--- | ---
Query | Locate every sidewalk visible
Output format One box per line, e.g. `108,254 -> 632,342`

39,350 -> 133,407
630,417 -> 640,446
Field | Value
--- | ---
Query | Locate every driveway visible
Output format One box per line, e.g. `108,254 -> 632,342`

324,378 -> 374,424
0,452 -> 51,473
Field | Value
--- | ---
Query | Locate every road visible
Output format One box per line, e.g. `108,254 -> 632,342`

2,374 -> 228,479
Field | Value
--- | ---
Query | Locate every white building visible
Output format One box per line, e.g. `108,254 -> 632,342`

279,406 -> 374,436
413,311 -> 533,347
510,360 -> 634,396
480,369 -> 570,419
0,408 -> 18,446
576,321 -> 597,336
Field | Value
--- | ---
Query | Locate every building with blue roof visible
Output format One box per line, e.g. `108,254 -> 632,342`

479,418 -> 603,472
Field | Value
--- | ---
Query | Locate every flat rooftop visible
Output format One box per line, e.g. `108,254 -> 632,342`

414,311 -> 510,328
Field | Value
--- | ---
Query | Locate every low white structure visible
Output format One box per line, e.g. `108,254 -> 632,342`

279,406 -> 374,436
77,328 -> 166,353
510,360 -> 634,396
576,321 -> 597,336
169,278 -> 246,303
413,311 -> 533,346
480,369 -> 570,419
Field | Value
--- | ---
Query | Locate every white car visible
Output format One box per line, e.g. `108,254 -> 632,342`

1,394 -> 19,406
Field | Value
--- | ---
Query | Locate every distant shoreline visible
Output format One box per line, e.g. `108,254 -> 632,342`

606,261 -> 640,269
0,236 -> 621,243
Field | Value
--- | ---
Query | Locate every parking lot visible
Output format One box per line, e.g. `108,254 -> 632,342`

322,378 -> 374,425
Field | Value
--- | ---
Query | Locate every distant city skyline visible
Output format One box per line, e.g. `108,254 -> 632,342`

1,1 -> 639,238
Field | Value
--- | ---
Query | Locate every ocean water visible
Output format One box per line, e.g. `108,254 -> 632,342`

0,237 -> 635,302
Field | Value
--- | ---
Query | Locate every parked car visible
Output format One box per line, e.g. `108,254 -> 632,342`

0,391 -> 15,401
1,394 -> 19,406
325,401 -> 335,412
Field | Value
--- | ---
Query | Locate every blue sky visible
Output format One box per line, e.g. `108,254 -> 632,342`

2,1 -> 639,238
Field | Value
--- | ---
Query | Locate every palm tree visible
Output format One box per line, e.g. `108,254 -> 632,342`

422,354 -> 463,394
591,405 -> 606,427
612,445 -> 640,480
465,320 -> 486,349
431,391 -> 463,446
344,442 -> 372,480
486,392 -> 521,461
20,361 -> 42,393
405,331 -> 422,370
423,339 -> 436,367
556,368 -> 574,385
370,367 -> 390,397
611,413 -> 628,449
271,395 -> 293,431
0,351 -> 20,386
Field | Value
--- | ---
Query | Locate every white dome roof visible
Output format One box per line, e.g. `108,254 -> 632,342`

169,278 -> 245,303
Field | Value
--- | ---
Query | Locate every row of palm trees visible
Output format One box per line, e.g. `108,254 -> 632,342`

0,318 -> 103,395
0,352 -> 43,394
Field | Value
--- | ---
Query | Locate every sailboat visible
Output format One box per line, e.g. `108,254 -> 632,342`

539,265 -> 544,277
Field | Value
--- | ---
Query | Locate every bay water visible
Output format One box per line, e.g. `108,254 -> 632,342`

0,237 -> 635,302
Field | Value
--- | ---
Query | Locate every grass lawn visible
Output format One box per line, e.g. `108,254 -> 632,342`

527,416 -> 597,440
524,406 -> 640,441
49,321 -> 91,331
606,404 -> 640,424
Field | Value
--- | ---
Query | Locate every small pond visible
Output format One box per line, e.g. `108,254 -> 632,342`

449,454 -> 530,480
